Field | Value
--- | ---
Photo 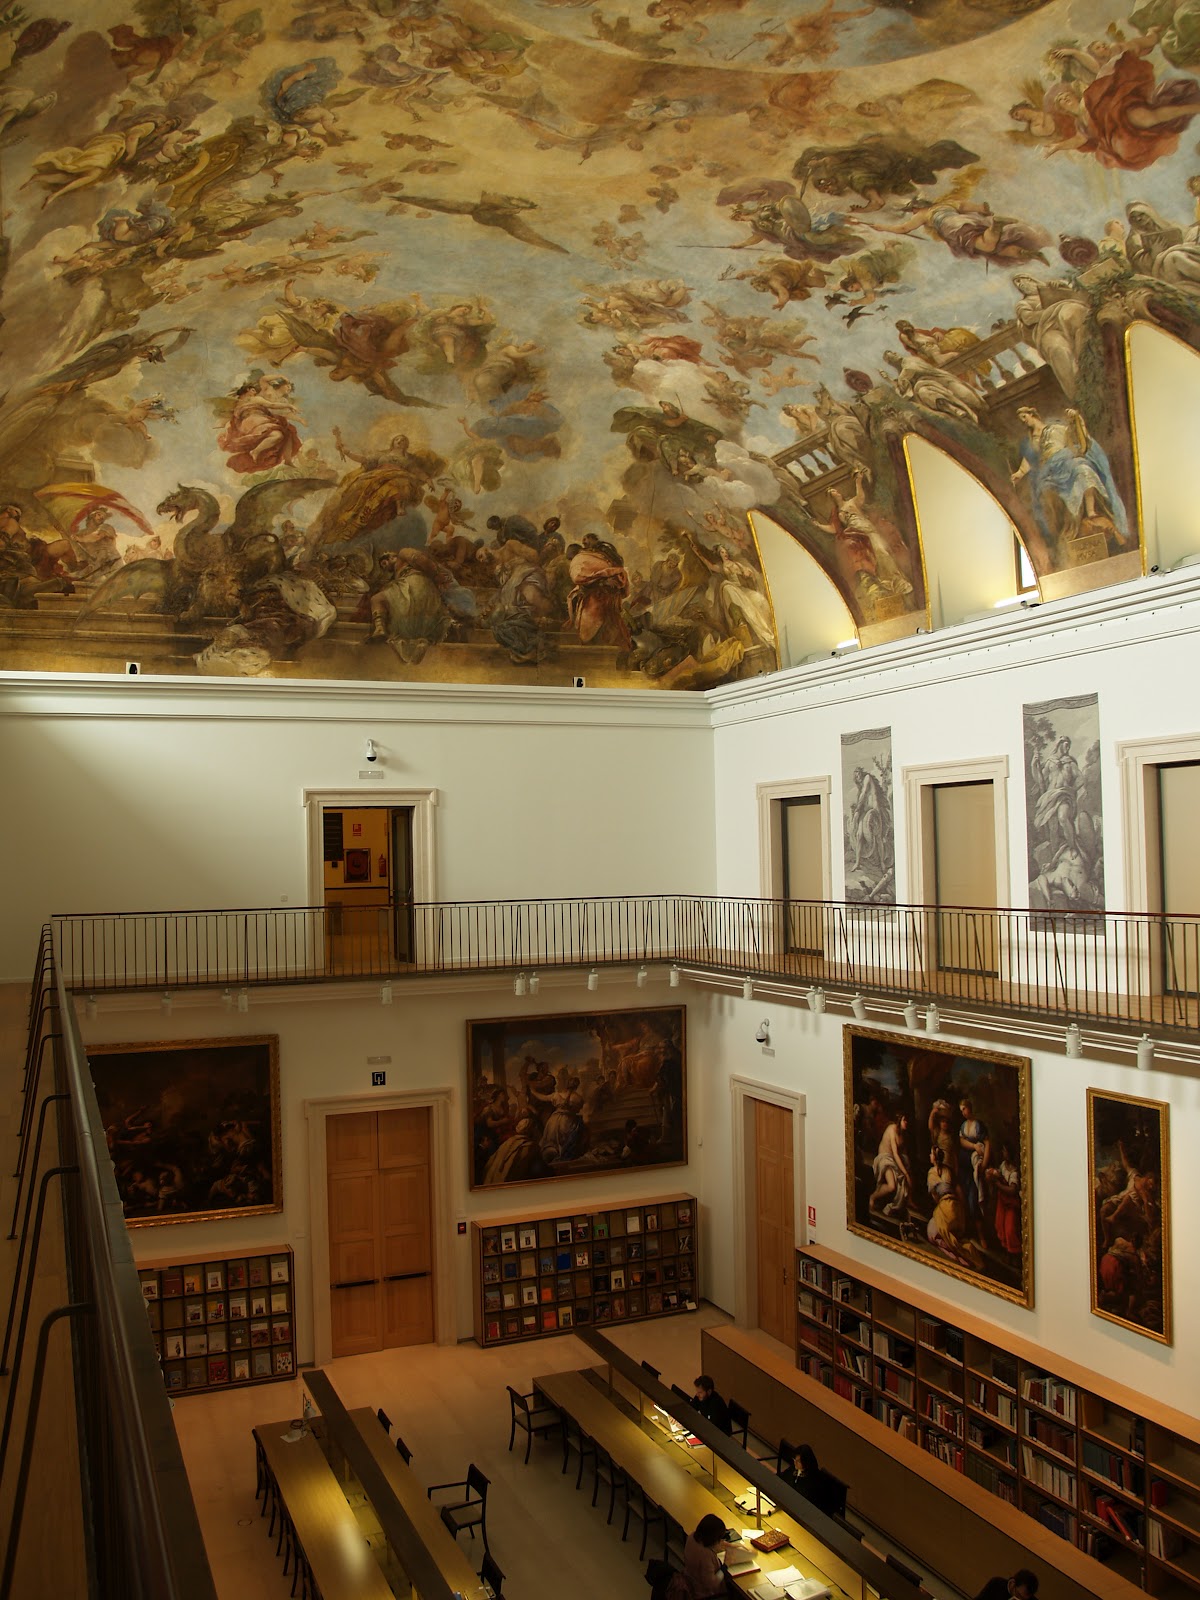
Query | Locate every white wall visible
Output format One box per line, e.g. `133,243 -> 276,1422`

0,676 -> 716,981
79,970 -> 710,1358
706,567 -> 1200,1418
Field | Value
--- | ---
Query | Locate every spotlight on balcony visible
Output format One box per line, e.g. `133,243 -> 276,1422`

669,965 -> 681,989
587,968 -> 599,992
1064,1023 -> 1082,1058
380,981 -> 393,1006
742,976 -> 754,1001
161,991 -> 172,1015
903,1000 -> 919,1030
528,970 -> 540,996
806,985 -> 825,1014
636,964 -> 648,990
513,972 -> 527,997
925,1003 -> 940,1034
84,995 -> 98,1021
1137,1034 -> 1155,1071
221,988 -> 234,1011
237,988 -> 250,1014
850,993 -> 867,1021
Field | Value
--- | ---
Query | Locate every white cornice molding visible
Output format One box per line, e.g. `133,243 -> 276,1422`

705,566 -> 1200,726
0,669 -> 711,730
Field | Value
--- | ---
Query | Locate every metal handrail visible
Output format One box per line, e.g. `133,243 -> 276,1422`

49,894 -> 1200,1038
0,928 -> 216,1599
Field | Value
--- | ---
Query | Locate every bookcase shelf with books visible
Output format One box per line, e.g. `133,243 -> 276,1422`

470,1193 -> 696,1346
794,1243 -> 1200,1599
138,1244 -> 295,1395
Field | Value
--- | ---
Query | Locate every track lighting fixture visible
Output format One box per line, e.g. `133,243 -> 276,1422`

587,968 -> 599,992
669,965 -> 680,988
742,977 -> 754,1000
237,988 -> 249,1014
1064,1023 -> 1082,1058
806,986 -> 825,1014
850,994 -> 867,1021
1137,1034 -> 1155,1071
380,981 -> 393,1005
513,972 -> 527,996
636,965 -> 648,989
528,970 -> 540,995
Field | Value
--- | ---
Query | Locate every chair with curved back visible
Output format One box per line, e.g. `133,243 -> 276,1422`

727,1398 -> 750,1449
394,1434 -> 412,1466
375,1407 -> 391,1434
480,1549 -> 505,1598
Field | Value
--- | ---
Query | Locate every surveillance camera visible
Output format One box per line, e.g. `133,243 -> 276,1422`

1150,564 -> 1160,574
755,1021 -> 770,1045
364,739 -> 378,764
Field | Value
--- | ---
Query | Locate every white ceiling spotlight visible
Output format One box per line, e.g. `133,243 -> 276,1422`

636,964 -> 648,989
587,968 -> 599,992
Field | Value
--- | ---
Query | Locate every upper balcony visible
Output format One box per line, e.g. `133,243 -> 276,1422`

51,895 -> 1200,1044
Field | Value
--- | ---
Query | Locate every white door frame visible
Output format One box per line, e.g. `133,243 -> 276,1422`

303,787 -> 439,907
756,778 -> 833,902
729,1075 -> 806,1331
1117,732 -> 1200,914
305,1086 -> 456,1364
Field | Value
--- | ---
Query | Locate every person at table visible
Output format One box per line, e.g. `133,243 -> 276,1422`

780,1443 -> 842,1516
974,1571 -> 1039,1600
683,1512 -> 737,1598
691,1374 -> 732,1435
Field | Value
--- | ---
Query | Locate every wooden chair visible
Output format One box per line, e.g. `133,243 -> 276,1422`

727,1397 -> 750,1449
480,1549 -> 505,1598
591,1438 -> 627,1526
670,1383 -> 691,1401
394,1434 -> 412,1465
506,1384 -> 559,1465
376,1406 -> 391,1434
823,1471 -> 849,1520
427,1463 -> 489,1548
885,1553 -> 923,1587
641,1360 -> 661,1381
624,1481 -> 668,1561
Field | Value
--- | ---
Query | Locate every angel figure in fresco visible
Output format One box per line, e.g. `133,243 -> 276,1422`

25,108 -> 197,206
311,427 -> 445,545
579,278 -> 692,331
611,400 -> 723,476
730,257 -> 830,309
792,135 -> 979,211
387,190 -> 567,254
751,1 -> 876,66
217,371 -> 304,475
719,180 -> 864,265
273,287 -> 439,408
701,303 -> 819,377
260,56 -> 353,147
864,183 -> 1051,267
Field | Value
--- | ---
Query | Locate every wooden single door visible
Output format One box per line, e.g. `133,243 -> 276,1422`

328,1107 -> 433,1357
932,781 -> 998,975
780,796 -> 825,955
1158,762 -> 1200,994
753,1099 -> 795,1346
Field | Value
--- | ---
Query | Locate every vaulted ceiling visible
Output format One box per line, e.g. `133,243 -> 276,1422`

0,0 -> 1196,685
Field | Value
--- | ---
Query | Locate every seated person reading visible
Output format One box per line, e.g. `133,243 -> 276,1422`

692,1373 -> 732,1435
682,1513 -> 737,1598
780,1443 -> 843,1517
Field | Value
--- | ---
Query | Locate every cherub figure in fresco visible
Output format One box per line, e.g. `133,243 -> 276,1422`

700,303 -> 819,378
418,15 -> 531,86
730,257 -> 829,309
592,220 -> 647,266
751,0 -> 876,66
260,56 -> 351,148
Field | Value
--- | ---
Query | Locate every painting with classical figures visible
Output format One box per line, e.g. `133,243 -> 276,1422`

469,1006 -> 685,1188
842,727 -> 894,904
1024,692 -> 1104,912
0,2 -> 1195,686
90,1035 -> 281,1226
1088,1088 -> 1170,1343
845,1026 -> 1033,1306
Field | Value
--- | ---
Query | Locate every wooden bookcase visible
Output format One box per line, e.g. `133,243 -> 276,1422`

138,1244 -> 296,1395
796,1243 -> 1200,1599
471,1193 -> 696,1346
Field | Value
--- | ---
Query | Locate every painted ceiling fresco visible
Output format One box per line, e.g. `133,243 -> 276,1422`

0,0 -> 1196,685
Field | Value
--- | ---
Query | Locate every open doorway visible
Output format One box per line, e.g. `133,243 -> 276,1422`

304,786 -> 437,976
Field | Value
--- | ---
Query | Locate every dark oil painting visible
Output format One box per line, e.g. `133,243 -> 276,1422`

845,1025 -> 1032,1306
469,1006 -> 685,1189
90,1034 -> 281,1226
1088,1088 -> 1170,1344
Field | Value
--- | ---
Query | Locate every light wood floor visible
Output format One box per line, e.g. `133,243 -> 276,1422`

171,1305 -> 738,1600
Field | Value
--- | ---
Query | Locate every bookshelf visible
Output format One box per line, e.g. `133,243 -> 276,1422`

796,1243 -> 1200,1599
470,1193 -> 696,1345
138,1244 -> 296,1394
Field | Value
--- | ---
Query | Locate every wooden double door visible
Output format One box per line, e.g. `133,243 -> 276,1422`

753,1098 -> 796,1348
327,1107 -> 434,1357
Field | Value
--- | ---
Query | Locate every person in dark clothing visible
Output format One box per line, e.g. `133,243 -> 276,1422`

974,1572 -> 1039,1600
780,1442 -> 843,1516
692,1374 -> 732,1435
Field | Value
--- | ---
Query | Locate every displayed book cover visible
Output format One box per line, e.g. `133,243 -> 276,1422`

627,1293 -> 645,1317
520,1253 -> 537,1278
646,1265 -> 660,1286
269,1256 -> 289,1283
232,1356 -> 250,1382
610,1243 -> 625,1266
630,1267 -> 645,1288
541,1308 -> 557,1331
677,1204 -> 693,1226
140,1275 -> 159,1302
556,1275 -> 573,1299
627,1241 -> 643,1261
594,1298 -> 612,1322
522,1313 -> 537,1332
229,1324 -> 249,1350
611,1294 -> 626,1318
556,1221 -> 572,1243
482,1232 -> 499,1256
594,1245 -> 608,1266
556,1250 -> 572,1271
593,1272 -> 609,1293
250,1293 -> 268,1317
483,1261 -> 500,1284
207,1356 -> 229,1385
207,1327 -> 227,1354
593,1218 -> 609,1239
539,1252 -> 555,1274
272,1318 -> 291,1344
163,1333 -> 185,1360
610,1269 -> 626,1290
521,1284 -> 537,1306
646,1235 -> 661,1257
270,1289 -> 288,1314
519,1227 -> 537,1249
161,1301 -> 183,1330
185,1358 -> 207,1388
486,1319 -> 501,1340
575,1248 -> 590,1268
500,1229 -> 517,1252
559,1305 -> 574,1328
626,1212 -> 641,1234
182,1269 -> 202,1296
205,1267 -> 224,1292
648,1290 -> 663,1313
663,1261 -> 677,1282
575,1301 -> 592,1324
274,1349 -> 294,1376
645,1212 -> 659,1231
226,1262 -> 247,1290
251,1350 -> 272,1378
502,1259 -> 519,1280
540,1284 -> 553,1303
248,1259 -> 268,1287
663,1291 -> 679,1311
184,1299 -> 204,1325
164,1366 -> 184,1392
484,1288 -> 502,1311
503,1289 -> 517,1309
207,1296 -> 226,1323
250,1320 -> 270,1347
574,1220 -> 590,1241
228,1294 -> 248,1321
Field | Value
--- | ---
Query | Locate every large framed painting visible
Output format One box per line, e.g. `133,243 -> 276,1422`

469,1006 -> 686,1190
1087,1089 -> 1171,1344
845,1026 -> 1033,1307
89,1035 -> 282,1227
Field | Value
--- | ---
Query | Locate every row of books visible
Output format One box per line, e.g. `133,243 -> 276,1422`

1031,1497 -> 1076,1542
832,1275 -> 870,1309
839,1312 -> 871,1347
923,1430 -> 964,1472
1091,1491 -> 1146,1546
832,1372 -> 871,1410
835,1345 -> 870,1378
877,1364 -> 914,1405
917,1317 -> 965,1362
1025,1411 -> 1076,1461
1147,1518 -> 1186,1560
924,1395 -> 964,1438
1022,1374 -> 1077,1421
164,1347 -> 290,1390
871,1329 -> 914,1368
154,1317 -> 289,1359
139,1255 -> 289,1299
798,1259 -> 830,1291
969,1376 -> 1017,1428
1022,1444 -> 1076,1502
1082,1437 -> 1144,1493
798,1290 -> 831,1324
482,1204 -> 693,1255
968,1422 -> 1016,1470
483,1286 -> 692,1341
967,1454 -> 1017,1503
873,1398 -> 918,1440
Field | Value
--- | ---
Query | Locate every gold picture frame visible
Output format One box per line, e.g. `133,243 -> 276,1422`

1087,1088 -> 1171,1344
89,1035 -> 282,1227
845,1025 -> 1033,1307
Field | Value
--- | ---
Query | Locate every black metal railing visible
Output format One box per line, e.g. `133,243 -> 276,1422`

51,895 -> 1200,1038
0,929 -> 216,1600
